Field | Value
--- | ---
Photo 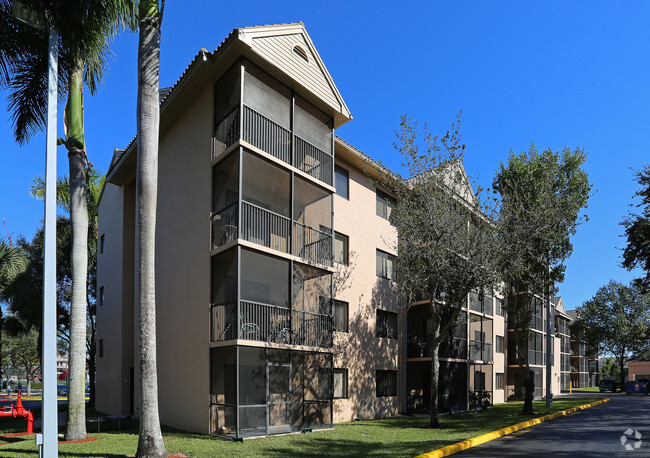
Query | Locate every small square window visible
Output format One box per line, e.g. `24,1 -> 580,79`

99,286 -> 104,306
376,309 -> 398,339
334,232 -> 349,265
376,370 -> 397,397
335,165 -> 349,199
334,369 -> 348,398
334,300 -> 349,332
99,339 -> 104,358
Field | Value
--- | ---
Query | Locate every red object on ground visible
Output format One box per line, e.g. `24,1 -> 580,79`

0,390 -> 34,433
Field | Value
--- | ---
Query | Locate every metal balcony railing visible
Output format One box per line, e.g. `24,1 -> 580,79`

241,201 -> 291,254
209,301 -> 333,348
292,221 -> 332,266
242,105 -> 291,164
214,107 -> 240,161
470,340 -> 493,362
211,204 -> 238,250
210,203 -> 332,266
294,136 -> 332,185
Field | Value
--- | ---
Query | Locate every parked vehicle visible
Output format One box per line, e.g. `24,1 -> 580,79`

57,384 -> 68,396
599,379 -> 617,392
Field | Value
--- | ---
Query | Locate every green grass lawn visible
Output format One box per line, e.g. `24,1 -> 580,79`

0,398 -> 601,457
570,387 -> 600,392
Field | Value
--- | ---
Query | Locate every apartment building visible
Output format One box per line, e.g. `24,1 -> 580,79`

566,310 -> 590,387
555,298 -> 572,391
96,22 -> 582,439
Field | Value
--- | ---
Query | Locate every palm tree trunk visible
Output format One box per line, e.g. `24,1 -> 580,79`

135,2 -> 167,456
64,62 -> 88,441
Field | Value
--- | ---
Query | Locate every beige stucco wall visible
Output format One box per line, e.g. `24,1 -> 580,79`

492,310 -> 506,404
96,183 -> 127,415
150,84 -> 213,433
332,154 -> 400,422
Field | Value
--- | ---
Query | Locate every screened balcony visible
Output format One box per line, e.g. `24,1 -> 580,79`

213,61 -> 333,186
211,151 -> 332,266
469,340 -> 493,362
210,249 -> 333,349
210,347 -> 332,438
469,315 -> 493,362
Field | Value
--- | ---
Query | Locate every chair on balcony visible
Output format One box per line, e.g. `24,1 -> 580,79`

240,312 -> 260,340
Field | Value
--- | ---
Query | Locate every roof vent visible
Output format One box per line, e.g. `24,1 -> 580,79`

293,45 -> 309,62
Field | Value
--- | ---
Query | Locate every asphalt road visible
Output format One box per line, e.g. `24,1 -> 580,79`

456,392 -> 650,457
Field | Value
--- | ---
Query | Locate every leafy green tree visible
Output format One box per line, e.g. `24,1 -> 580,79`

4,328 -> 40,396
374,115 -> 499,428
622,165 -> 650,291
493,143 -> 591,414
576,281 -> 650,387
135,0 -> 167,455
599,357 -> 622,380
1,0 -> 135,441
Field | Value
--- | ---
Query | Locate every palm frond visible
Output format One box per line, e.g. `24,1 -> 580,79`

30,175 -> 71,212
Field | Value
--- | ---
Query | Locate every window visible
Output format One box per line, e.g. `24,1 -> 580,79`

495,297 -> 503,316
335,165 -> 349,199
376,370 -> 397,397
496,335 -> 504,353
334,369 -> 348,398
376,190 -> 394,221
376,309 -> 398,339
318,367 -> 331,399
99,339 -> 104,358
334,300 -> 349,332
376,250 -> 396,281
496,372 -> 504,390
100,234 -> 105,253
334,232 -> 349,265
99,286 -> 104,306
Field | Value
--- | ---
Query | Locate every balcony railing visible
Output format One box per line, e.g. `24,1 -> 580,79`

211,204 -> 238,250
292,221 -> 332,266
214,107 -> 240,161
213,105 -> 333,186
242,105 -> 291,165
210,301 -> 333,348
470,340 -> 493,362
241,201 -> 291,253
210,203 -> 332,266
295,136 -> 332,185
440,337 -> 468,360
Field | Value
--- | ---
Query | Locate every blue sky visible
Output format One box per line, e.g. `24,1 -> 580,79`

1,1 -> 647,310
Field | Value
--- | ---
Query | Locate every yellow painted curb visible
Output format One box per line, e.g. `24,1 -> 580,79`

417,398 -> 611,458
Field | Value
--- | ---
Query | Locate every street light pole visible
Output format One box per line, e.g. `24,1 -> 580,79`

41,28 -> 59,457
11,3 -> 59,455
545,263 -> 553,408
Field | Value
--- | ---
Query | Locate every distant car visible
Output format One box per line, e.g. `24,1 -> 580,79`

13,384 -> 27,393
57,384 -> 68,396
599,380 -> 617,392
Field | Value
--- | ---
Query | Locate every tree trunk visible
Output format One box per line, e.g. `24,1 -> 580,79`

522,369 -> 535,414
135,4 -> 167,457
428,313 -> 441,428
64,63 -> 88,442
619,354 -> 627,393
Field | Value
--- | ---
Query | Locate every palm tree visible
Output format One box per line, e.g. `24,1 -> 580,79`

0,0 -> 135,441
135,0 -> 167,456
31,171 -> 104,404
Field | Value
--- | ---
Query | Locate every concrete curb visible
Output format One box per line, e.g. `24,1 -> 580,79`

416,398 -> 611,458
